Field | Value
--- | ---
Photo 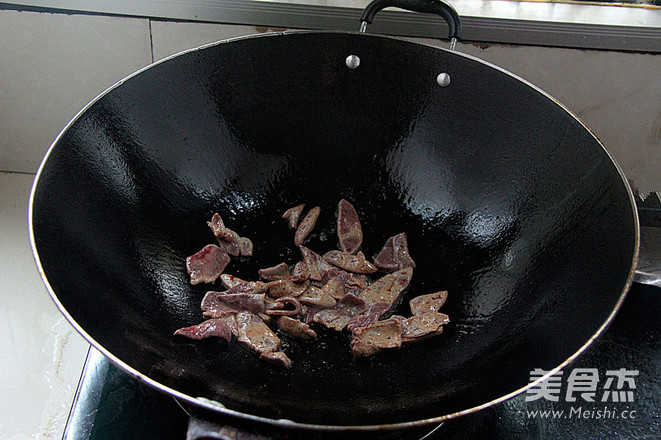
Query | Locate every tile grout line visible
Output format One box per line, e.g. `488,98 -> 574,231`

148,19 -> 155,63
0,170 -> 37,176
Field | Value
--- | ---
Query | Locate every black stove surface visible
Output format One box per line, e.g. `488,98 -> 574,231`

63,282 -> 660,440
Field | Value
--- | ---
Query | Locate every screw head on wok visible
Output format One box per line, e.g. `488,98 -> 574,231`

346,55 -> 361,69
437,72 -> 451,87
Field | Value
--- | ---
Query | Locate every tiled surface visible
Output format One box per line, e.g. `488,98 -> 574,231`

0,10 -> 152,174
150,20 -> 274,62
0,172 -> 89,439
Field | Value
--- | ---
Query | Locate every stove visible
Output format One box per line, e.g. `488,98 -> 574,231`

62,279 -> 659,440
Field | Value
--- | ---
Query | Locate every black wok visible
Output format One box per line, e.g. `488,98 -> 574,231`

30,0 -> 638,431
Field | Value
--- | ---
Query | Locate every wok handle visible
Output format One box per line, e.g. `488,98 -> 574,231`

359,0 -> 462,42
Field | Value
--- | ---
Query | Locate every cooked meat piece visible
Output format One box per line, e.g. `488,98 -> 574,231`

298,285 -> 337,308
267,279 -> 308,298
258,313 -> 274,324
174,316 -> 237,342
400,312 -> 449,341
260,351 -> 292,368
299,246 -> 334,281
347,303 -> 390,332
201,290 -> 265,316
323,250 -> 377,274
319,267 -> 368,292
409,291 -> 448,315
321,275 -> 346,300
258,262 -> 290,280
186,244 -> 230,285
312,293 -> 366,331
229,282 -> 269,295
219,275 -> 268,293
201,291 -> 239,318
282,204 -> 305,229
207,212 -> 228,236
291,261 -> 310,282
374,232 -> 416,271
312,309 -> 353,332
237,237 -> 253,257
304,305 -> 321,323
208,213 -> 242,256
217,293 -> 266,314
351,318 -> 403,358
294,206 -> 321,246
236,311 -> 282,356
276,316 -> 317,339
351,340 -> 380,357
360,267 -> 413,316
337,199 -> 363,254
220,274 -> 245,289
265,296 -> 302,316
336,292 -> 366,314
346,313 -> 376,332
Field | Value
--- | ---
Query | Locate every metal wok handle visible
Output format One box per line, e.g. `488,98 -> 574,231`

359,0 -> 462,49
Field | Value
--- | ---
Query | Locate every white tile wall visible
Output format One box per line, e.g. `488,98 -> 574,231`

150,20 -> 265,62
0,172 -> 89,439
0,10 -> 152,173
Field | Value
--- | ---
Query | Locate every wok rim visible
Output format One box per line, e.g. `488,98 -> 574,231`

28,30 -> 640,431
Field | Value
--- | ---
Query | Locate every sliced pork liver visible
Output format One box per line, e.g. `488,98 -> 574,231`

186,244 -> 230,285
294,206 -> 320,246
409,291 -> 448,315
400,312 -> 449,341
260,351 -> 292,368
282,204 -> 305,229
208,213 -> 241,256
337,199 -> 362,254
174,316 -> 237,343
201,290 -> 265,317
312,293 -> 366,331
299,285 -> 337,308
236,312 -> 290,366
264,296 -> 302,316
351,318 -> 403,358
323,250 -> 377,274
299,246 -> 334,281
319,267 -> 368,293
237,237 -> 253,257
258,262 -> 290,280
359,267 -> 413,314
374,232 -> 416,271
208,213 -> 253,258
321,275 -> 346,300
276,316 -> 317,339
219,275 -> 268,293
266,279 -> 309,297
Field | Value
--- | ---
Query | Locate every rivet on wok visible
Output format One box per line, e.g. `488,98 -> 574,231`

346,55 -> 361,69
437,72 -> 451,87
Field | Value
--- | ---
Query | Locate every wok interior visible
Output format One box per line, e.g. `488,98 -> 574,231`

32,33 -> 636,426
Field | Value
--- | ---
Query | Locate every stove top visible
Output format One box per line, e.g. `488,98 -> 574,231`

62,282 -> 659,440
